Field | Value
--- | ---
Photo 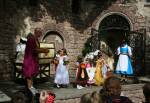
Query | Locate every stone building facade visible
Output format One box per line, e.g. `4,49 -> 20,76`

0,0 -> 150,80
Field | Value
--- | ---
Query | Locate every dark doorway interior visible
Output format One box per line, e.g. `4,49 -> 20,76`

99,29 -> 128,69
98,14 -> 131,69
100,29 -> 127,54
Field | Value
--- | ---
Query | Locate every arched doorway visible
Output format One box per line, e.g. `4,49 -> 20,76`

91,13 -> 145,75
42,31 -> 64,75
99,14 -> 131,54
98,14 -> 131,69
43,31 -> 64,51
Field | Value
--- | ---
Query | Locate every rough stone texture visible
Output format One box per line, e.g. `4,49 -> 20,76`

0,0 -> 150,80
54,84 -> 145,103
0,80 -> 147,103
91,0 -> 149,74
0,20 -> 17,80
55,98 -> 80,103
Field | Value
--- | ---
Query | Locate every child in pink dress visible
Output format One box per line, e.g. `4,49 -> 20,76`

86,59 -> 95,85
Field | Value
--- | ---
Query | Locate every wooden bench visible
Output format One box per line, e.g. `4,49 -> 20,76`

14,42 -> 55,81
13,59 -> 51,80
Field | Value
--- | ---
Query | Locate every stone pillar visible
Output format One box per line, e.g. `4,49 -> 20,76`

0,20 -> 16,80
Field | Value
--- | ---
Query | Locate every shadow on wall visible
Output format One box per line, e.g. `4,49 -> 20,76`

0,0 -> 120,32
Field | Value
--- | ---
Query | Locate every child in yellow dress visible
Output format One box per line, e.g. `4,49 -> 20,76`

94,52 -> 105,86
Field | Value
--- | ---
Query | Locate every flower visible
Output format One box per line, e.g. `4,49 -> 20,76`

63,56 -> 69,65
63,61 -> 69,65
94,50 -> 100,56
85,50 -> 100,60
80,63 -> 86,69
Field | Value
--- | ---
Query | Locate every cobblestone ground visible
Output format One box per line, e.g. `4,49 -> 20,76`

55,84 -> 145,103
122,84 -> 145,103
0,81 -> 146,103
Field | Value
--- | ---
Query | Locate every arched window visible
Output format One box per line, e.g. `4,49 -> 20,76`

71,0 -> 81,14
99,14 -> 130,31
43,31 -> 64,51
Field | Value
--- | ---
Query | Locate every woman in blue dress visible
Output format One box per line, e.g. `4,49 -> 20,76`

115,40 -> 133,81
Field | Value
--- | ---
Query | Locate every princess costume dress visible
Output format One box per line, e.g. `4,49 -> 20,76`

94,58 -> 104,86
115,44 -> 133,75
54,55 -> 69,85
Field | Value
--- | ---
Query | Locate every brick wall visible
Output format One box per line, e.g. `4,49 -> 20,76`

0,20 -> 16,80
0,0 -> 149,80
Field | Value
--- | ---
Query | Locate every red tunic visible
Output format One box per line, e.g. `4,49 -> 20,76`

23,35 -> 39,78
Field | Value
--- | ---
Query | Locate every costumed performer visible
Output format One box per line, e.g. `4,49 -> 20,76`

23,28 -> 49,95
115,39 -> 133,81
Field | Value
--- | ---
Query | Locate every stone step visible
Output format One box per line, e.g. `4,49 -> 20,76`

0,91 -> 11,102
138,77 -> 150,82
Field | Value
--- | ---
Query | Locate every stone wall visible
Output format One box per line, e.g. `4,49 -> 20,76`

21,0 -> 149,77
91,0 -> 150,74
135,0 -> 150,74
0,0 -> 150,80
19,16 -> 91,78
0,20 -> 16,80
132,0 -> 150,74
54,84 -> 145,103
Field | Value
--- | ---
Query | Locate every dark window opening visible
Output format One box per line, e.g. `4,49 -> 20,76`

146,0 -> 150,2
72,0 -> 80,14
99,14 -> 130,31
29,0 -> 39,6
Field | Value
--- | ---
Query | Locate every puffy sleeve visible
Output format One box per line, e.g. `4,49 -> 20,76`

55,54 -> 60,60
64,55 -> 69,61
117,47 -> 120,55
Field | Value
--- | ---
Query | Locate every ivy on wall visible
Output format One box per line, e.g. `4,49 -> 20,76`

82,37 -> 93,57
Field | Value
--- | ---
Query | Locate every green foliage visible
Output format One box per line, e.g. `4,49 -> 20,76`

0,0 -> 118,33
82,37 -> 93,57
77,55 -> 84,63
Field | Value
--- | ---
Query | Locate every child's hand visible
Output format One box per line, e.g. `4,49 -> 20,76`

54,59 -> 59,64
39,90 -> 48,103
44,48 -> 49,53
107,68 -> 111,71
106,64 -> 109,69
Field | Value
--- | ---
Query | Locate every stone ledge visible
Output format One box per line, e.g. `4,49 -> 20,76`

0,91 -> 11,103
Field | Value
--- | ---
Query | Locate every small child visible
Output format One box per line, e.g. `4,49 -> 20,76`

106,53 -> 114,71
39,90 -> 55,103
54,48 -> 69,88
76,63 -> 89,89
52,50 -> 60,71
94,52 -> 105,86
85,58 -> 95,85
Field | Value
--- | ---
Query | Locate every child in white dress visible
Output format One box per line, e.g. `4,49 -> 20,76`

54,48 -> 69,88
